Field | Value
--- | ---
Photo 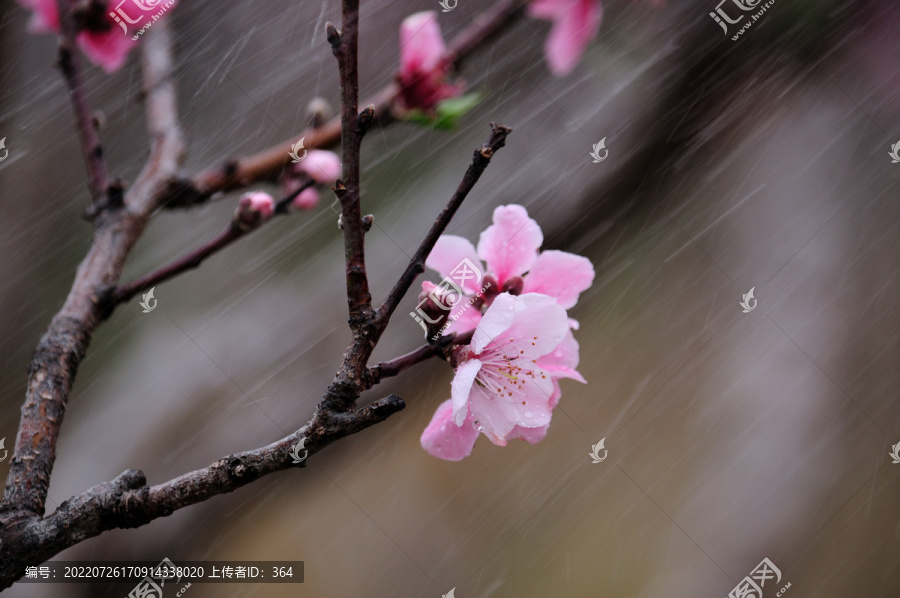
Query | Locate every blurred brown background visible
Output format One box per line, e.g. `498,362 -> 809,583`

1,0 -> 899,596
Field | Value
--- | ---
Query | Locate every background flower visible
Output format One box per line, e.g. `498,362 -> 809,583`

528,0 -> 602,76
397,11 -> 463,111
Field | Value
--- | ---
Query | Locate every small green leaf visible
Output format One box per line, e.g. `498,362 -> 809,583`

403,92 -> 483,131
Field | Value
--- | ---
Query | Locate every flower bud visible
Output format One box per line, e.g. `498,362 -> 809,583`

307,97 -> 334,128
292,187 -> 320,211
235,191 -> 275,230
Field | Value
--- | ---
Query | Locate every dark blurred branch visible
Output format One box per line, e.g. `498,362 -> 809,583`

0,19 -> 185,586
160,0 -> 526,209
55,0 -> 111,216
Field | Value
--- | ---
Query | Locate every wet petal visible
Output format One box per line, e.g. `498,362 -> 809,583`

477,205 -> 543,283
450,359 -> 482,425
420,399 -> 479,461
523,250 -> 595,309
425,235 -> 483,294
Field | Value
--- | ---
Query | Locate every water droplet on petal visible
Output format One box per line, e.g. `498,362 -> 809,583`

524,411 -> 533,419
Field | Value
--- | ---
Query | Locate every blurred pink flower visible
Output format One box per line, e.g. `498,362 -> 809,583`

16,0 -> 177,73
283,149 -> 341,211
421,293 -> 576,460
425,204 -> 595,335
397,11 -> 463,112
527,0 -> 602,76
295,149 -> 341,185
291,187 -> 321,211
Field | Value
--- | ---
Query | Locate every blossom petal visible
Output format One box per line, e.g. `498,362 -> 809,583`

477,205 -> 543,284
523,249 -> 595,309
468,368 -> 554,445
529,0 -> 602,76
498,293 -> 570,359
425,235 -> 483,294
507,423 -> 549,444
471,292 -> 520,353
79,31 -> 135,74
18,0 -> 58,32
292,188 -> 320,210
442,305 -> 482,336
539,330 -> 586,383
400,11 -> 445,75
298,150 -> 341,184
450,358 -> 482,426
420,399 -> 479,461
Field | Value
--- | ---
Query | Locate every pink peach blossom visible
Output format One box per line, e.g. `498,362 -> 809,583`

425,205 -> 595,336
295,150 -> 341,185
292,187 -> 321,211
421,293 -> 577,460
397,11 -> 463,112
528,0 -> 602,76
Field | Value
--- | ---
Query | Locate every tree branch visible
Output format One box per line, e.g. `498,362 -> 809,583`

329,1 -> 374,330
0,2 -> 518,587
368,330 -> 475,387
0,19 -> 184,523
55,0 -> 111,216
0,395 -> 405,588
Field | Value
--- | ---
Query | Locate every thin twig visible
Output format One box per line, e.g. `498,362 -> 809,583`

110,181 -> 314,309
55,0 -> 111,215
375,123 -> 511,333
368,330 -> 475,387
